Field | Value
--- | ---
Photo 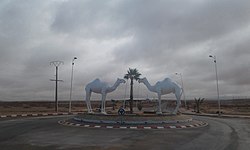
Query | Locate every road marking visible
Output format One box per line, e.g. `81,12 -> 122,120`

58,122 -> 207,130
157,126 -> 164,129
119,126 -> 127,129
130,126 -> 137,129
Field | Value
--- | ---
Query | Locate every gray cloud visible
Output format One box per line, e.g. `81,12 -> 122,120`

0,0 -> 250,101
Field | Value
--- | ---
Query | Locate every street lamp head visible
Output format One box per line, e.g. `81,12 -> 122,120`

175,72 -> 182,76
209,55 -> 216,63
72,57 -> 77,65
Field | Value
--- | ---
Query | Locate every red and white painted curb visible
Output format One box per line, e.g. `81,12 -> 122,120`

0,112 -> 83,118
58,120 -> 208,130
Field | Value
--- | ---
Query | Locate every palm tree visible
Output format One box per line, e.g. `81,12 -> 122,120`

124,68 -> 141,113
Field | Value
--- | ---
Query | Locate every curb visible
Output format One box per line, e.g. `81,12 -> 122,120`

0,112 -> 83,119
182,112 -> 250,119
58,120 -> 208,130
74,117 -> 193,125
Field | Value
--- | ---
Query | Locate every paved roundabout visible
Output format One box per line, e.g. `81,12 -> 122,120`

1,113 -> 250,150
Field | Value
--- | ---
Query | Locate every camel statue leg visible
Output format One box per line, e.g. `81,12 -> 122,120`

173,88 -> 182,115
88,92 -> 93,113
85,91 -> 90,111
156,93 -> 162,114
85,91 -> 93,113
101,92 -> 107,114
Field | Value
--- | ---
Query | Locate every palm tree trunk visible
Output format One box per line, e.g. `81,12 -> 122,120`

197,104 -> 200,113
129,79 -> 133,113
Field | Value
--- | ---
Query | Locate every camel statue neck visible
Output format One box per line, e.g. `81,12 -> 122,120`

109,80 -> 121,92
142,78 -> 155,92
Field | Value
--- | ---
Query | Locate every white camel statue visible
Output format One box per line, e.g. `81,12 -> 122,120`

85,78 -> 126,114
138,77 -> 182,115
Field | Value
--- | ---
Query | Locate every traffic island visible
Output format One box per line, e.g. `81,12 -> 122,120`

58,113 -> 208,130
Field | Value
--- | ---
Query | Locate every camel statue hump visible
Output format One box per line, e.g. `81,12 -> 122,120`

93,78 -> 100,82
163,78 -> 172,82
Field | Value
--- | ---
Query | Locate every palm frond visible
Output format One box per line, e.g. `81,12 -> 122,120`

124,68 -> 141,80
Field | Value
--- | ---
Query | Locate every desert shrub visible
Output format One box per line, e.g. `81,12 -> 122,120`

137,101 -> 143,111
194,98 -> 204,113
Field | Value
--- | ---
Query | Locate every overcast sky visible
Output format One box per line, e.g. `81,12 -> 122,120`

0,0 -> 250,101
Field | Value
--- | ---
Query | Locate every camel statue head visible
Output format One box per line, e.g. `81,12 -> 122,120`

138,77 -> 147,83
117,78 -> 126,84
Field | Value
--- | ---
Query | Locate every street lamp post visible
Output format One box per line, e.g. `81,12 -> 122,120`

69,57 -> 77,113
209,55 -> 221,116
175,73 -> 186,109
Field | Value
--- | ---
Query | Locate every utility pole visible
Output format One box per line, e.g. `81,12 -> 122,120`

50,61 -> 64,112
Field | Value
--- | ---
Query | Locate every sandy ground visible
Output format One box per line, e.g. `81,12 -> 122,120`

0,99 -> 250,115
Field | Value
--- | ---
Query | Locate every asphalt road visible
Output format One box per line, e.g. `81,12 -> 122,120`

0,115 -> 249,150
